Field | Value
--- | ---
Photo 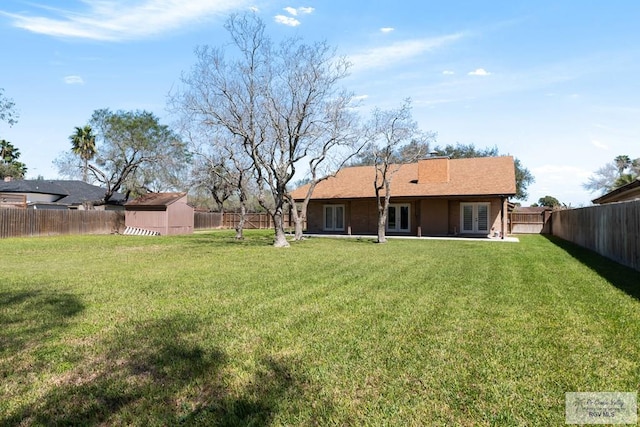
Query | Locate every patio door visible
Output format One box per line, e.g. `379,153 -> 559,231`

387,204 -> 410,232
460,203 -> 490,234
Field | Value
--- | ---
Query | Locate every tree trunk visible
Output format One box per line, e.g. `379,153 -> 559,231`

270,195 -> 289,248
235,203 -> 246,240
271,204 -> 290,248
289,204 -> 305,241
377,210 -> 387,243
294,217 -> 304,241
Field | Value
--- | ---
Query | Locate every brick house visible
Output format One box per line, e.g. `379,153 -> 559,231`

290,156 -> 516,238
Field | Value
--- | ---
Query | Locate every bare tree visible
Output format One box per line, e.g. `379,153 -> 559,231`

191,156 -> 235,213
189,131 -> 254,240
0,88 -> 19,130
584,155 -> 640,194
366,99 -> 431,243
285,94 -> 364,240
170,13 -> 359,247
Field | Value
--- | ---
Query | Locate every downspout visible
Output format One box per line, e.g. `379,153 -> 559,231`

500,196 -> 505,240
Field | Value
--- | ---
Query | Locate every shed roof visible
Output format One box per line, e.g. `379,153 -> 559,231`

290,156 -> 516,200
125,192 -> 187,208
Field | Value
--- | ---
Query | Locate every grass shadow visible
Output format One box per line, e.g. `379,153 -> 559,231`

0,290 -> 84,355
3,315 -> 303,426
544,235 -> 640,300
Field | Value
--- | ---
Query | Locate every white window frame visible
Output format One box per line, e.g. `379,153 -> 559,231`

323,204 -> 345,231
387,203 -> 411,232
460,202 -> 491,234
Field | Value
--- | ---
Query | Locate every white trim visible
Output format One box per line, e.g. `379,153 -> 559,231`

323,204 -> 345,231
460,202 -> 490,234
387,203 -> 410,232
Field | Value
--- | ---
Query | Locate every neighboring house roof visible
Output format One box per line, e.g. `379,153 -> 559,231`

513,206 -> 551,213
0,179 -> 126,205
592,178 -> 640,204
125,192 -> 188,209
291,156 -> 516,200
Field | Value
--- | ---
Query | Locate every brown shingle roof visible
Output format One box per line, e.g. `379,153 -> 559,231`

125,192 -> 187,207
592,178 -> 640,204
291,156 -> 516,200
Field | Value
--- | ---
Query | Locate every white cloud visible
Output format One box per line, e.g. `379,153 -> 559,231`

276,6 -> 314,25
442,70 -> 455,75
468,68 -> 491,76
1,0 -> 251,41
64,75 -> 84,85
380,27 -> 394,33
274,15 -> 300,26
591,139 -> 609,150
282,6 -> 314,16
349,33 -> 465,71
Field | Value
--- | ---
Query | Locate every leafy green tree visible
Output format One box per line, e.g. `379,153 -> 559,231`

614,155 -> 631,175
434,143 -> 498,159
69,125 -> 97,182
75,109 -> 187,204
537,195 -> 561,208
434,143 -> 534,201
0,139 -> 27,179
584,154 -> 639,194
0,89 -> 23,179
352,137 -> 433,166
0,88 -> 19,129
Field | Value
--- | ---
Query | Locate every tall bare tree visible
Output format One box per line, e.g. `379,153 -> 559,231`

366,99 -> 431,243
170,13 -> 359,247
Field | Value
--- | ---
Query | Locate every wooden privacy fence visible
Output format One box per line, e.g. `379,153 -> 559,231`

194,212 -> 223,229
551,200 -> 640,271
510,211 -> 552,234
222,212 -> 295,229
0,209 -> 124,238
195,212 -> 296,230
2,210 -> 295,238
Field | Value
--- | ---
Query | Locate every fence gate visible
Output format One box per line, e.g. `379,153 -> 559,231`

510,211 -> 551,234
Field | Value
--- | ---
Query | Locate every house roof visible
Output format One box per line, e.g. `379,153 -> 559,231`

0,179 -> 126,205
592,178 -> 640,204
513,206 -> 551,213
290,156 -> 516,200
125,192 -> 187,207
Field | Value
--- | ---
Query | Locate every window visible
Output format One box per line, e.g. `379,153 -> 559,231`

387,204 -> 410,232
460,203 -> 490,233
324,204 -> 345,231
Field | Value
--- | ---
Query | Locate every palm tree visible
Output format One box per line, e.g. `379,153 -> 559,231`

69,125 -> 97,182
0,139 -> 27,178
0,139 -> 20,163
614,155 -> 631,176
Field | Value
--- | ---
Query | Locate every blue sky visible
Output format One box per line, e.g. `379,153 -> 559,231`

1,1 -> 638,206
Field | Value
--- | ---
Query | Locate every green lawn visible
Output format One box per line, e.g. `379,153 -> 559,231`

1,231 -> 639,426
